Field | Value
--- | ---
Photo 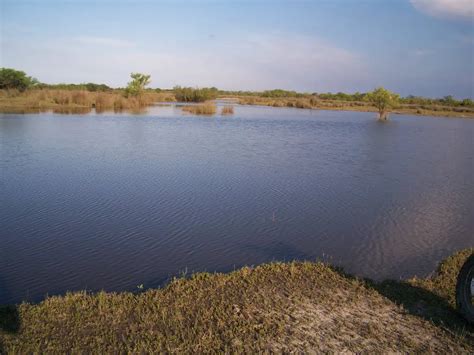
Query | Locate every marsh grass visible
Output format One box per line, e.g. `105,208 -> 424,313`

0,89 -> 175,113
236,95 -> 474,118
0,249 -> 472,353
181,102 -> 217,115
221,105 -> 234,115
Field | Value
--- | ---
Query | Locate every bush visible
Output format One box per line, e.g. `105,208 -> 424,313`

174,86 -> 218,102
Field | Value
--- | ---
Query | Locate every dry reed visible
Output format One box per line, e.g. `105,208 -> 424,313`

221,105 -> 234,115
181,102 -> 217,115
0,89 -> 175,113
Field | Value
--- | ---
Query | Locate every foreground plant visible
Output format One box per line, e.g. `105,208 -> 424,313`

0,249 -> 472,353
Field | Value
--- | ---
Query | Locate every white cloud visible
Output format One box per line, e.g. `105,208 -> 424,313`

410,0 -> 474,20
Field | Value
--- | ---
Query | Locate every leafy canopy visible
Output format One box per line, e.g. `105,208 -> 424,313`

365,87 -> 399,119
125,73 -> 151,97
0,68 -> 38,91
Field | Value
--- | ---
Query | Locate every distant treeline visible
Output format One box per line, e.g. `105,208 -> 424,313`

37,83 -> 113,92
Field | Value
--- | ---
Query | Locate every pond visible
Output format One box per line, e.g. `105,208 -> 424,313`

1,104 -> 473,304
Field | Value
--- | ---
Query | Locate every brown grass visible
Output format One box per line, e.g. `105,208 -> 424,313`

0,249 -> 472,353
0,89 -> 176,113
181,102 -> 217,115
221,105 -> 234,115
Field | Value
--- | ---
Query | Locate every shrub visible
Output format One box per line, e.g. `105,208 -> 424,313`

125,73 -> 151,97
0,68 -> 38,91
174,86 -> 218,102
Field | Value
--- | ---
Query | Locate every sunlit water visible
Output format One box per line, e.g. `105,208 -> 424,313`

1,104 -> 473,304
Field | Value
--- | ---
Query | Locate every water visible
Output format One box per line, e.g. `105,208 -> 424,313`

1,104 -> 473,304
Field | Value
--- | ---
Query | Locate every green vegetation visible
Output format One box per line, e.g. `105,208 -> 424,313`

181,102 -> 217,115
38,82 -> 112,92
365,87 -> 400,120
0,249 -> 472,352
125,73 -> 151,97
0,68 -> 38,92
173,86 -> 218,102
261,89 -> 303,98
1,67 -> 473,118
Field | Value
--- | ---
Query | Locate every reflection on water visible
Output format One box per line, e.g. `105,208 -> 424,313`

0,105 -> 473,304
1,105 -> 157,115
53,107 -> 93,115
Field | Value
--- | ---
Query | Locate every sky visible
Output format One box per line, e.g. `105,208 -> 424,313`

1,0 -> 473,98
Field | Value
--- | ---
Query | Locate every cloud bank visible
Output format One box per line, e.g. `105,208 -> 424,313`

410,0 -> 474,20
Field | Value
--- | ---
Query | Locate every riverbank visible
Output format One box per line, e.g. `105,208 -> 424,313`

235,95 -> 474,119
0,249 -> 472,352
0,89 -> 174,114
1,89 -> 474,119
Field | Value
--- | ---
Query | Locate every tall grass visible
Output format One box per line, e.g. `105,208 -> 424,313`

0,89 -> 174,112
181,102 -> 217,115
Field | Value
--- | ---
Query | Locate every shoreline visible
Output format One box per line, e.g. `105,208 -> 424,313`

233,97 -> 474,119
1,248 -> 472,352
1,91 -> 473,119
1,101 -> 474,119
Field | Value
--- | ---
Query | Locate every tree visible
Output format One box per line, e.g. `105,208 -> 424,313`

0,68 -> 38,91
125,73 -> 151,97
365,87 -> 399,121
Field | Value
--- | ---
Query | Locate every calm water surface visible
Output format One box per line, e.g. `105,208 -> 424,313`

1,104 -> 473,304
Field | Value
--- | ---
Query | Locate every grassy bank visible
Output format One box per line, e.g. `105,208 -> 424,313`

235,95 -> 474,118
0,249 -> 472,352
0,89 -> 175,113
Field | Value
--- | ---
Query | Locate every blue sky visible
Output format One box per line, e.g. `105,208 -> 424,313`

1,0 -> 473,98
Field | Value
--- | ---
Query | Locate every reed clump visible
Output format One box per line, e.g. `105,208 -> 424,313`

181,102 -> 217,115
221,105 -> 234,115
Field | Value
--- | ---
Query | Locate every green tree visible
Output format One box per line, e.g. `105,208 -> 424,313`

0,68 -> 38,91
125,73 -> 151,97
365,87 -> 399,121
